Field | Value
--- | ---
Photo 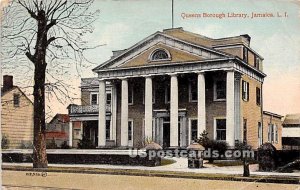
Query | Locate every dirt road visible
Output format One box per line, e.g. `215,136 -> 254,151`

2,170 -> 300,190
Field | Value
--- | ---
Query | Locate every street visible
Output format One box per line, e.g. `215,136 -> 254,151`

2,170 -> 299,190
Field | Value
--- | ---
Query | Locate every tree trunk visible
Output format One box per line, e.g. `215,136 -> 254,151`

32,10 -> 48,168
32,63 -> 48,168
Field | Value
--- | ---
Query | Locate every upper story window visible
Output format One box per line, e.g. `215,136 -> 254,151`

91,93 -> 98,105
243,47 -> 248,63
13,93 -> 20,107
254,56 -> 260,69
189,81 -> 197,102
256,87 -> 261,106
90,92 -> 111,105
214,79 -> 226,101
106,93 -> 111,105
165,85 -> 170,104
149,49 -> 171,61
128,85 -> 134,105
242,80 -> 249,101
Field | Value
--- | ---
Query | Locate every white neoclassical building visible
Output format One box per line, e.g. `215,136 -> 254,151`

68,27 -> 267,149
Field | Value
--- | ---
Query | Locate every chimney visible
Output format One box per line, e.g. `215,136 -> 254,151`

3,75 -> 13,92
240,34 -> 251,45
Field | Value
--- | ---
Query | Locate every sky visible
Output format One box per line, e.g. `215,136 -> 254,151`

2,0 -> 300,120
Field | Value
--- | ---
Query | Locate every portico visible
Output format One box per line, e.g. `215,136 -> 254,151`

95,61 -> 249,148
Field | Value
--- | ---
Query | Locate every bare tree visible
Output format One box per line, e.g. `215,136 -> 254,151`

1,0 -> 100,168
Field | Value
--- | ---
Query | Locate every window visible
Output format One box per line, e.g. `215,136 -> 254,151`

128,120 -> 133,145
91,93 -> 98,105
268,124 -> 274,143
150,49 -> 170,61
189,81 -> 197,102
256,87 -> 261,106
165,86 -> 170,103
106,93 -> 111,105
242,80 -> 249,101
106,120 -> 111,140
128,85 -> 133,105
190,119 -> 198,142
215,118 -> 226,140
258,122 -> 262,147
274,124 -> 278,143
243,47 -> 248,63
13,94 -> 20,107
214,80 -> 226,100
254,56 -> 260,69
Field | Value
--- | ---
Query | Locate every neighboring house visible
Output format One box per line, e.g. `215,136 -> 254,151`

262,111 -> 283,150
1,75 -> 34,149
68,27 -> 280,149
282,114 -> 300,150
46,114 -> 70,147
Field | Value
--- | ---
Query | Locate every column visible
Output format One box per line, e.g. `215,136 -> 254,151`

98,79 -> 106,147
226,70 -> 235,147
69,121 -> 73,147
112,83 -> 117,141
182,116 -> 187,147
121,78 -> 128,146
170,74 -> 178,147
197,72 -> 206,138
144,76 -> 153,140
234,74 -> 242,142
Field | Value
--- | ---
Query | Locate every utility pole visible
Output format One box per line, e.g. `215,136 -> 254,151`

172,0 -> 174,28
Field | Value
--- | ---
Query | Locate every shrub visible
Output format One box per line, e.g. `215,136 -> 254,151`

1,135 -> 9,149
196,130 -> 228,155
60,141 -> 71,149
210,140 -> 228,155
46,138 -> 58,149
196,130 -> 210,147
196,131 -> 228,162
258,143 -> 277,171
77,136 -> 96,149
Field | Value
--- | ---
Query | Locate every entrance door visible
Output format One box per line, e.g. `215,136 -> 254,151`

163,122 -> 170,148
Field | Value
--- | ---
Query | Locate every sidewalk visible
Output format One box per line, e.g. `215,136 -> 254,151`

2,157 -> 300,177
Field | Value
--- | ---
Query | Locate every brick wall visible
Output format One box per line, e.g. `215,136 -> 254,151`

241,75 -> 263,149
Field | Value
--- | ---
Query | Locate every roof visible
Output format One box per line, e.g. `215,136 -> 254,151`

163,27 -> 250,48
1,86 -> 17,96
46,131 -> 68,139
263,111 -> 283,118
92,27 -> 264,72
49,114 -> 70,124
80,78 -> 113,88
1,86 -> 33,104
283,114 -> 300,125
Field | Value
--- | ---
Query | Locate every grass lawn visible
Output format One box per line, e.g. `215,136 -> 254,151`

161,158 -> 177,166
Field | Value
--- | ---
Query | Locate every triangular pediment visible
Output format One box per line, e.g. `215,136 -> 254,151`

93,32 -> 231,71
119,43 -> 206,68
